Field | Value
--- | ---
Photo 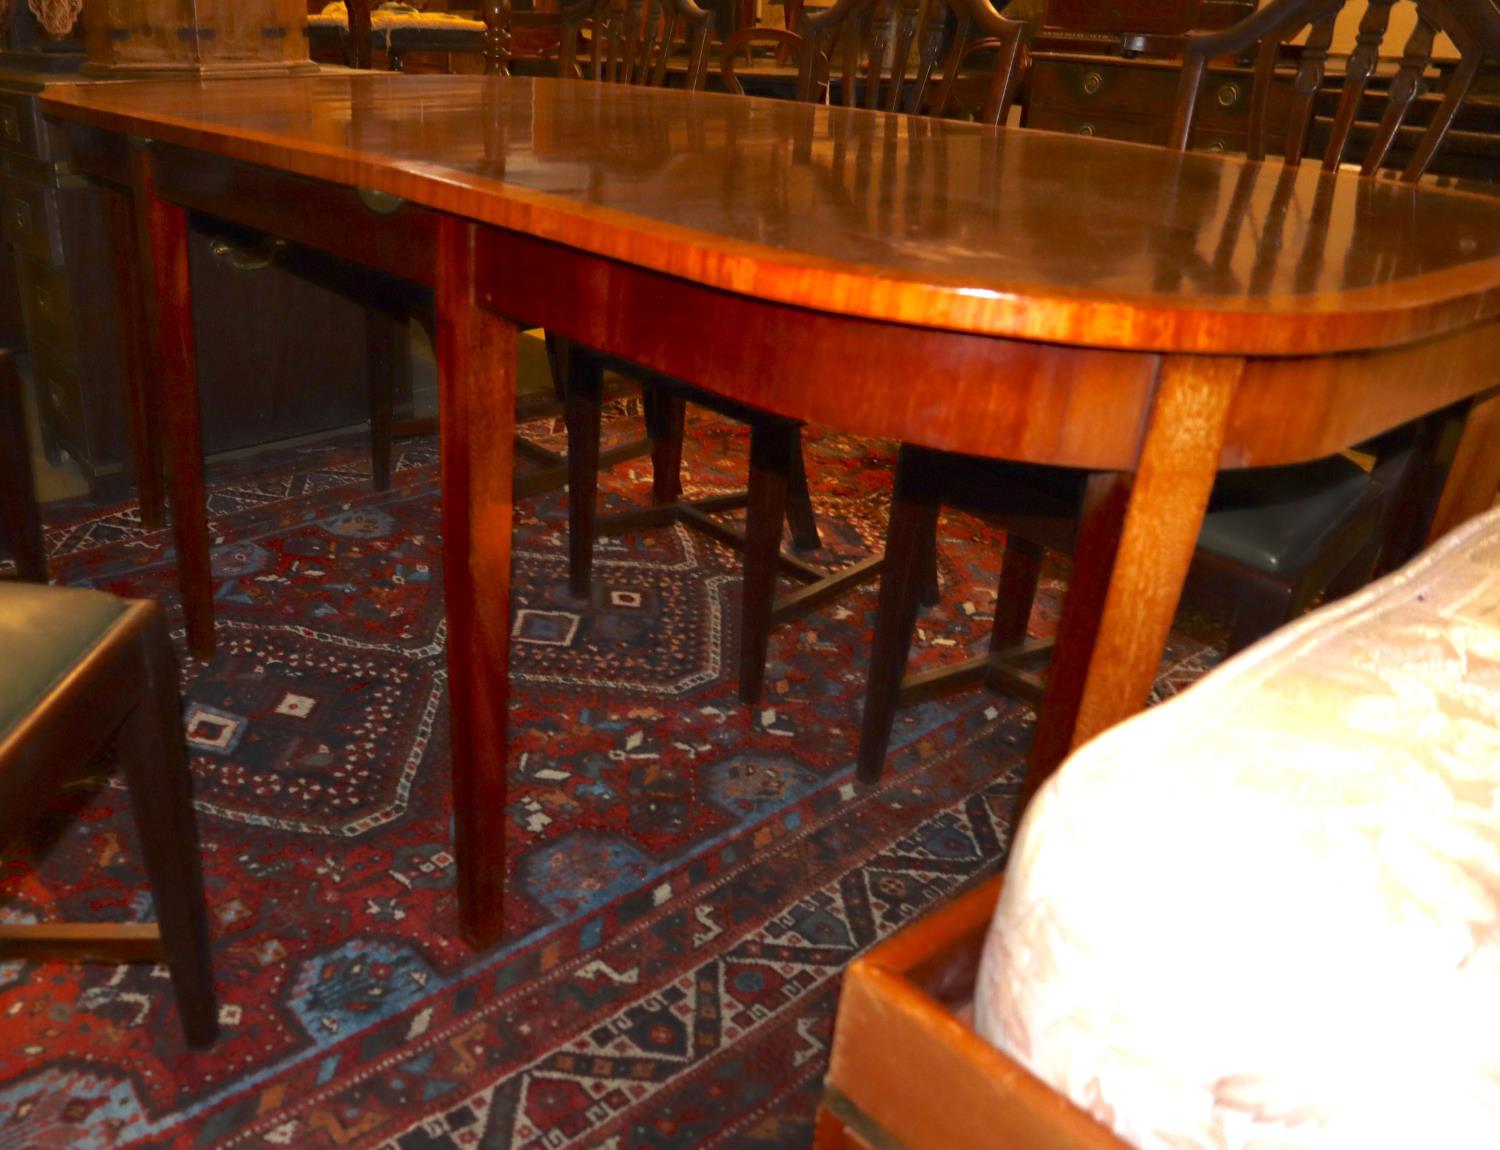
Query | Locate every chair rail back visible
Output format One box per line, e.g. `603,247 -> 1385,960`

557,0 -> 716,88
1169,0 -> 1500,180
722,0 -> 1025,124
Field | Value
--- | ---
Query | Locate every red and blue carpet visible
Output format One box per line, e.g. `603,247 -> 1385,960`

0,405 -> 1220,1149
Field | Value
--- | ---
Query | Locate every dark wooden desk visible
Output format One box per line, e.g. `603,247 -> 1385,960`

39,74 -> 1500,948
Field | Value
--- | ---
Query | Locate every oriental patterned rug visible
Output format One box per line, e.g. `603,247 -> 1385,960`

0,404 -> 1221,1150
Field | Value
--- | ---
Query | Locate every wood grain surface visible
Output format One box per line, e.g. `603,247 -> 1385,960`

40,73 -> 1500,356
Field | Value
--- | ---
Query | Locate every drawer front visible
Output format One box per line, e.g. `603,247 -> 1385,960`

1028,58 -> 1183,124
1028,106 -> 1248,154
1027,58 -> 1293,154
16,257 -> 75,354
1,179 -> 64,264
0,89 -> 63,164
1026,107 -> 1164,146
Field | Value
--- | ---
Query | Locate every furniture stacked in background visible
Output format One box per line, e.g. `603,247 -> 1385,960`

0,349 -> 217,1050
0,0 -> 402,498
817,500 -> 1500,1149
1023,1 -> 1500,185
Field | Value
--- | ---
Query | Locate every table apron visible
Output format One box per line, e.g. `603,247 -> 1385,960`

475,225 -> 1164,472
1228,324 -> 1500,467
64,131 -> 442,288
475,225 -> 1500,473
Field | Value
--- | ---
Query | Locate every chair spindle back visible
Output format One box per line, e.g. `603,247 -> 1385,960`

558,0 -> 715,88
721,0 -> 1024,124
1170,0 -> 1500,181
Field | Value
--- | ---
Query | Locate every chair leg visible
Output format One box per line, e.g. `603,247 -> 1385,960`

1323,526 -> 1382,605
786,427 -> 822,552
364,302 -> 405,493
917,517 -> 941,608
565,347 -> 604,599
857,487 -> 941,784
1224,577 -> 1295,657
644,386 -> 685,505
118,605 -> 217,1049
543,329 -> 569,403
0,351 -> 46,583
992,533 -> 1043,649
739,421 -> 796,704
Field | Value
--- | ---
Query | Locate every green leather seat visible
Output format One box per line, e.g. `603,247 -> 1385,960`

1198,456 -> 1374,576
890,450 -> 1378,580
0,583 -> 127,742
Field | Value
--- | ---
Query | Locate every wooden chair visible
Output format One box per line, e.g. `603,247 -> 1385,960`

738,0 -> 1026,123
336,2 -> 659,503
557,0 -> 834,705
0,351 -> 218,1050
567,0 -> 1027,705
856,0 -> 1500,785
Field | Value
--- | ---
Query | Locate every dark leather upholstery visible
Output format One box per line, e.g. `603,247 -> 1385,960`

1198,456 -> 1375,575
920,449 -> 1375,577
0,583 -> 126,741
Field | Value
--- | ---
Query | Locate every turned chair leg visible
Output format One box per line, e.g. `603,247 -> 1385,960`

565,348 -> 605,599
857,489 -> 941,784
118,606 -> 218,1049
739,421 -> 797,705
786,426 -> 822,552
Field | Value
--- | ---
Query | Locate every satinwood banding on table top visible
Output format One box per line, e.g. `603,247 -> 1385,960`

40,73 -> 1500,357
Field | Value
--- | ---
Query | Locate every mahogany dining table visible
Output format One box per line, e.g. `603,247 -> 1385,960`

38,73 -> 1500,949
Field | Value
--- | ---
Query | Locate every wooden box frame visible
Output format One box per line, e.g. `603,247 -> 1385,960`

816,875 -> 1132,1150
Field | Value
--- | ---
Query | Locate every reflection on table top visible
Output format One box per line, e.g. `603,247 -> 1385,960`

41,73 -> 1500,355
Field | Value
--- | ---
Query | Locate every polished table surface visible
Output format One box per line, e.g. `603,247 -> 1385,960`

42,74 -> 1500,354
40,74 -> 1500,947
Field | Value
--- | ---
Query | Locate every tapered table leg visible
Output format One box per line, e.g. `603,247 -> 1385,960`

1025,355 -> 1239,806
436,216 -> 516,950
141,155 -> 214,660
105,178 -> 165,532
1428,387 -> 1500,544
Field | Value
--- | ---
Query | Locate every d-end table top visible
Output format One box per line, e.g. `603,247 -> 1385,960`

40,73 -> 1500,355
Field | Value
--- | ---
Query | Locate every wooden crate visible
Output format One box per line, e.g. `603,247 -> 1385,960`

815,875 -> 1132,1150
82,0 -> 318,76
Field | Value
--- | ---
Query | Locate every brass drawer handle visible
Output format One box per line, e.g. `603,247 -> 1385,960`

47,380 -> 66,413
1216,83 -> 1240,108
35,284 -> 54,317
1081,70 -> 1103,96
0,107 -> 19,143
209,235 -> 286,272
10,198 -> 32,235
1076,122 -> 1095,137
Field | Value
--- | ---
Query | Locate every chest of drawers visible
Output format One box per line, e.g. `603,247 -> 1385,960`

0,67 -> 392,495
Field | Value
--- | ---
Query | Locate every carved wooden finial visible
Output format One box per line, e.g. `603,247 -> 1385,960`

483,0 -> 512,76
